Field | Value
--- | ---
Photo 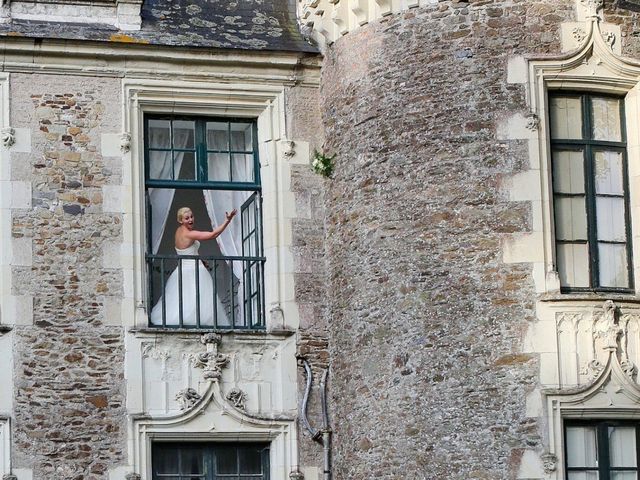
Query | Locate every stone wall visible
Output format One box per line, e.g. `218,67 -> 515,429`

9,73 -> 126,479
318,1 -> 574,478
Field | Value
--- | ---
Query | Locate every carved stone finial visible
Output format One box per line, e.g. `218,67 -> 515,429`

598,300 -> 621,350
541,453 -> 558,474
120,132 -> 131,153
191,333 -> 229,381
175,388 -> 202,410
1,127 -> 15,148
226,387 -> 248,410
580,0 -> 604,18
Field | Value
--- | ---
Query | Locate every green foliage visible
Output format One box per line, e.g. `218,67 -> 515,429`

311,150 -> 336,178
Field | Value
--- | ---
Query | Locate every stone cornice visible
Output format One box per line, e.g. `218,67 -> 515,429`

0,37 -> 322,86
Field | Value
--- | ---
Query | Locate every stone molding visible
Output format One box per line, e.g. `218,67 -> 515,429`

0,417 -> 10,478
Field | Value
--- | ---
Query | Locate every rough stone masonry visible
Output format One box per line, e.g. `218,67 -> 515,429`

10,74 -> 126,480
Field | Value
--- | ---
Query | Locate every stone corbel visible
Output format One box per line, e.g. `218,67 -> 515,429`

289,471 -> 304,480
1,127 -> 15,149
125,473 -> 141,480
541,453 -> 558,474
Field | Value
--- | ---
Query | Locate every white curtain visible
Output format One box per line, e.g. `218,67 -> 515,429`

148,127 -> 191,254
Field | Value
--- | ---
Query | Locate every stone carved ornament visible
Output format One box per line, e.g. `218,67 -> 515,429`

226,387 -> 247,410
572,27 -> 587,43
120,132 -> 131,153
1,127 -> 15,148
525,113 -> 539,131
175,388 -> 202,410
580,0 -> 604,17
602,31 -> 616,50
186,333 -> 230,381
541,453 -> 558,474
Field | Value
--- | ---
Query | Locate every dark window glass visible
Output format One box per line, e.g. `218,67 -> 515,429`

550,93 -> 633,292
153,443 -> 269,480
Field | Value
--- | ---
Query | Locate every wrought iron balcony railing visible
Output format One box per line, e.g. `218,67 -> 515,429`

146,254 -> 265,329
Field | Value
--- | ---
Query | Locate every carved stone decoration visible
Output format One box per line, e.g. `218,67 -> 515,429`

289,471 -> 305,480
120,132 -> 132,153
1,127 -> 15,148
603,31 -> 616,50
142,343 -> 171,361
595,300 -> 622,350
191,333 -> 230,381
226,387 -> 248,410
525,113 -> 539,131
125,473 -> 141,480
572,27 -> 588,44
175,387 -> 202,410
621,358 -> 637,379
283,140 -> 296,158
581,358 -> 605,380
580,0 -> 604,17
541,453 -> 558,474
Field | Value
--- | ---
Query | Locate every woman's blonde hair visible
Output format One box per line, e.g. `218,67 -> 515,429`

177,207 -> 192,223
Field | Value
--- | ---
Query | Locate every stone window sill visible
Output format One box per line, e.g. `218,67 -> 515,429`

538,292 -> 640,305
129,327 -> 295,338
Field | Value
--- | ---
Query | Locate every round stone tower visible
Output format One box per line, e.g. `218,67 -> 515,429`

298,0 -> 605,477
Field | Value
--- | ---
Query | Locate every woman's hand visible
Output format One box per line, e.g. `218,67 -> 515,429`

225,209 -> 237,222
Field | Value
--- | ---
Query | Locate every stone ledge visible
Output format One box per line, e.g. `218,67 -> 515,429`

129,327 -> 296,338
539,292 -> 640,304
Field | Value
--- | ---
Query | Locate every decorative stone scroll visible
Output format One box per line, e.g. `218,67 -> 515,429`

1,127 -> 14,148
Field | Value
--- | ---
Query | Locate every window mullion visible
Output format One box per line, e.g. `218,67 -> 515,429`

196,119 -> 207,183
583,95 -> 599,290
599,423 -> 611,480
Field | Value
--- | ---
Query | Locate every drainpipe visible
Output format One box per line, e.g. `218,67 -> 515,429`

298,358 -> 332,480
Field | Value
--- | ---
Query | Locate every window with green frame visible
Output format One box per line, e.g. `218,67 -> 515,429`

144,115 -> 265,329
565,420 -> 640,479
152,442 -> 270,480
549,93 -> 634,292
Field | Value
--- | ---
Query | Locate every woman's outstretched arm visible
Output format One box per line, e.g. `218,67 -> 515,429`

184,209 -> 237,241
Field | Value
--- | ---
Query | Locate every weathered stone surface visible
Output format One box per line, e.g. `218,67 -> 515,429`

10,74 -> 125,479
316,1 -> 573,477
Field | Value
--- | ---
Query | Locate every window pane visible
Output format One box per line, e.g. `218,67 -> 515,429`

155,449 -> 180,474
592,96 -> 622,141
208,153 -> 231,182
149,150 -> 173,179
554,149 -> 585,194
610,426 -> 637,467
599,243 -> 629,288
558,243 -> 590,288
550,96 -> 583,139
555,196 -> 587,240
216,447 -> 237,474
595,151 -> 624,195
611,473 -> 637,480
148,119 -> 171,148
207,122 -> 229,151
596,197 -> 626,242
173,120 -> 195,150
176,151 -> 196,181
232,154 -> 254,183
568,473 -> 599,480
567,426 -> 598,467
230,123 -> 253,151
182,449 -> 205,474
239,447 -> 262,474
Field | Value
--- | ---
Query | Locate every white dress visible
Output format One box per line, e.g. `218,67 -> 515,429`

150,241 -> 215,326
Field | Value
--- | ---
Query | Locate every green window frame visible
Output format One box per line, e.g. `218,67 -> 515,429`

144,114 -> 265,329
564,420 -> 640,479
152,442 -> 270,480
550,92 -> 634,293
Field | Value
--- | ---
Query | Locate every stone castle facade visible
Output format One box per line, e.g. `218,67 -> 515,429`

1,0 -> 640,479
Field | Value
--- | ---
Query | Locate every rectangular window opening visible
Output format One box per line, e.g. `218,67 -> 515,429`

144,115 -> 265,330
549,93 -> 634,293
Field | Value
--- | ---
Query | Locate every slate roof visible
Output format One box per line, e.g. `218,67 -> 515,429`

0,0 -> 317,52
